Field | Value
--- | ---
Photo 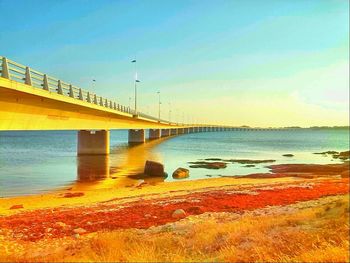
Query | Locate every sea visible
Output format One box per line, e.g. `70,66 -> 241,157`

0,128 -> 349,197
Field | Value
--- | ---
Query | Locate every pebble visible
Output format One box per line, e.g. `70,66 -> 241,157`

73,228 -> 87,234
55,222 -> 67,228
172,209 -> 187,219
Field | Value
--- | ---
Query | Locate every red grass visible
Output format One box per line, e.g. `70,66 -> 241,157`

0,179 -> 348,242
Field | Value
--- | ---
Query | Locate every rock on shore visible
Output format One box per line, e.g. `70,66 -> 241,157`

144,161 -> 165,177
173,168 -> 190,179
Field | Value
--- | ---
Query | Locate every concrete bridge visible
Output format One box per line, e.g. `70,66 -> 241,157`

0,56 -> 287,155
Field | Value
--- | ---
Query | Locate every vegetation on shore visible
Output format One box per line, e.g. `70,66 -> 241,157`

1,195 -> 348,262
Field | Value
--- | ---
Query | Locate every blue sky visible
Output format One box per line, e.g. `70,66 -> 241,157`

0,0 -> 348,127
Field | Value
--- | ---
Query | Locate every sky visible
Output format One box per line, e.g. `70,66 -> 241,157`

0,0 -> 348,127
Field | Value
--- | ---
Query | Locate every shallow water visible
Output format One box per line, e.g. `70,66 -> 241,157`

0,128 -> 349,197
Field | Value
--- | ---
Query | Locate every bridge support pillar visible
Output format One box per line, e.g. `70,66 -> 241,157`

128,129 -> 145,144
170,129 -> 178,136
161,129 -> 170,137
149,129 -> 161,140
178,128 -> 184,134
78,130 -> 110,155
189,127 -> 194,133
184,128 -> 189,134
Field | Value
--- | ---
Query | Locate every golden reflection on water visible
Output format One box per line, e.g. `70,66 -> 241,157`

73,137 -> 170,191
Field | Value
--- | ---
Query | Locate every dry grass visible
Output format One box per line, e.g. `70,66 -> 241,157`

1,195 -> 349,262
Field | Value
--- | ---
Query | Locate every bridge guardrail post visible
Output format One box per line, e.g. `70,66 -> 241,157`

1,57 -> 10,79
94,94 -> 98,104
87,92 -> 91,103
69,85 -> 74,98
78,88 -> 83,100
57,80 -> 63,94
43,74 -> 49,91
24,67 -> 32,86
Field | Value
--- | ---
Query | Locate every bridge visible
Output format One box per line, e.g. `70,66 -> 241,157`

0,56 -> 286,155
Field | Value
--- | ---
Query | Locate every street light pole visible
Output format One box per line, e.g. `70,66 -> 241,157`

131,59 -> 138,115
168,102 -> 171,123
157,91 -> 161,122
134,78 -> 137,113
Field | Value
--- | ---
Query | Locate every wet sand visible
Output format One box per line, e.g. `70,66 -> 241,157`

0,176 -> 298,216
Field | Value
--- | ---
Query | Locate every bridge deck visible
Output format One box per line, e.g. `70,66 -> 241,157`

0,77 -> 188,130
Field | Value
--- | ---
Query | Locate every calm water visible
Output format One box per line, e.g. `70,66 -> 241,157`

0,128 -> 349,197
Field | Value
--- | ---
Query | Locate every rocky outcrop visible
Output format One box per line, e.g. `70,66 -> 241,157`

333,151 -> 350,160
313,151 -> 339,155
189,161 -> 227,169
224,159 -> 276,164
313,150 -> 349,161
9,204 -> 23,210
63,192 -> 84,198
172,168 -> 190,179
268,162 -> 349,175
144,161 -> 165,177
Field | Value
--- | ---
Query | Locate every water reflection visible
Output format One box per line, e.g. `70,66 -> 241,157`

74,137 -> 170,189
77,155 -> 110,181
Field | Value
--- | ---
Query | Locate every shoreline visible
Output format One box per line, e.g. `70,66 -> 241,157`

0,159 -> 348,262
1,156 -> 348,216
0,175 -> 298,216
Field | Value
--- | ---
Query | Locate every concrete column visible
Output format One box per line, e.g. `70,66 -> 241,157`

78,130 -> 110,155
189,127 -> 194,133
170,129 -> 178,136
149,129 -> 161,140
184,128 -> 189,134
178,128 -> 184,134
128,129 -> 145,144
161,129 -> 170,137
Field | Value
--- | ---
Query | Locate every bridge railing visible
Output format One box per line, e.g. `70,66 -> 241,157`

0,56 -> 174,124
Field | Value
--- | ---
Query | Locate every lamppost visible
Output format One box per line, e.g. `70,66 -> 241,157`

131,59 -> 140,115
168,102 -> 172,123
157,91 -> 161,122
